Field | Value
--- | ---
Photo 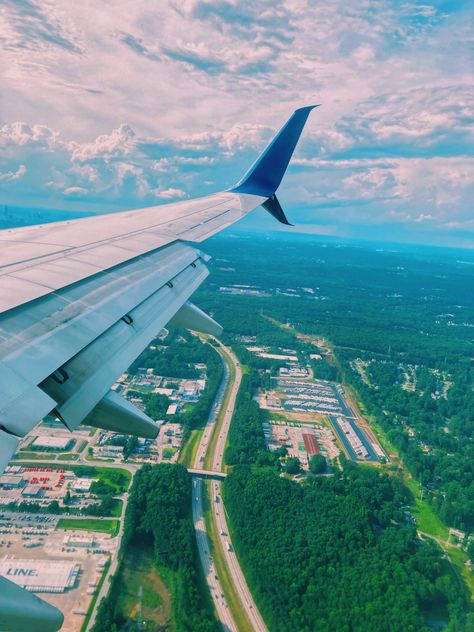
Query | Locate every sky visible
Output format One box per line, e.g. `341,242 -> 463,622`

0,0 -> 473,247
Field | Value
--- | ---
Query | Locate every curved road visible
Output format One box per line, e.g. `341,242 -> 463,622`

193,340 -> 267,632
194,350 -> 229,469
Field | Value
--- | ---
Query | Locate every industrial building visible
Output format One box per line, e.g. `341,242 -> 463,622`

0,558 -> 80,592
63,534 -> 95,548
71,478 -> 93,493
21,485 -> 44,498
302,433 -> 321,456
31,436 -> 74,451
0,475 -> 26,490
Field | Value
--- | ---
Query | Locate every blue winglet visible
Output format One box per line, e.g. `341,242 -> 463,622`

229,105 -> 319,199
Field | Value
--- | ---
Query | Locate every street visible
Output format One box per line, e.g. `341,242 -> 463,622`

193,340 -> 267,632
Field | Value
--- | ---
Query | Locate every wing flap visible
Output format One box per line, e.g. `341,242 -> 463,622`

0,430 -> 20,474
0,576 -> 63,632
87,390 -> 159,437
40,254 -> 209,429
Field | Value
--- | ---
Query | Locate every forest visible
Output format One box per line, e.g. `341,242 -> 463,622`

195,233 -> 473,626
339,349 -> 474,530
129,327 -> 211,378
220,346 -> 464,626
92,464 -> 218,632
223,465 -> 471,632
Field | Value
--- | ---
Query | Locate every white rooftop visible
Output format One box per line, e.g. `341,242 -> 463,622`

32,436 -> 71,449
0,558 -> 80,592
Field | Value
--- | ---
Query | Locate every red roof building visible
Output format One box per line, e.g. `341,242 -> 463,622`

302,433 -> 321,456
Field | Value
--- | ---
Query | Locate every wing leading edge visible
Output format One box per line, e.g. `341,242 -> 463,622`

0,106 -> 317,631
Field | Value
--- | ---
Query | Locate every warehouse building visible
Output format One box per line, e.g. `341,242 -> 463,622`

0,475 -> 26,490
71,478 -> 93,493
302,433 -> 321,456
31,436 -> 74,451
21,485 -> 44,498
63,534 -> 95,548
0,558 -> 80,592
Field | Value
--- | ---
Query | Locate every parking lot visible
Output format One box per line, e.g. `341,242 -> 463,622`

263,420 -> 340,468
260,377 -> 384,463
0,514 -> 116,632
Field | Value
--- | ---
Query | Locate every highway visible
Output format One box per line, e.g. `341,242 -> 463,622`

192,341 -> 238,631
194,349 -> 229,469
192,478 -> 237,632
193,339 -> 267,632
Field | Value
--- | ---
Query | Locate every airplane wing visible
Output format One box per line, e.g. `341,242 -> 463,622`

0,105 -> 316,631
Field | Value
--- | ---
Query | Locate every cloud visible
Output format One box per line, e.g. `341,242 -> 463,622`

70,125 -> 136,162
152,187 -> 188,199
0,164 -> 26,182
0,0 -> 472,247
0,122 -> 61,149
0,0 -> 82,54
119,32 -> 160,61
63,185 -> 88,196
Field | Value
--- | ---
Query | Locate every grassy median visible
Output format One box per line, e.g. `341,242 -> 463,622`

179,428 -> 204,467
204,346 -> 236,471
203,481 -> 253,632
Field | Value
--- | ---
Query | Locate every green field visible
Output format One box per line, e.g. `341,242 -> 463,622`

179,428 -> 204,467
15,452 -> 58,460
116,543 -> 171,627
14,462 -> 131,492
57,518 -> 119,536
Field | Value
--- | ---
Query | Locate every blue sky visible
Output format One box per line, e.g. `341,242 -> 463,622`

0,0 -> 472,247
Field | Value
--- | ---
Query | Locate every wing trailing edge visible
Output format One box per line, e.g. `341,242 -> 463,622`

0,576 -> 63,632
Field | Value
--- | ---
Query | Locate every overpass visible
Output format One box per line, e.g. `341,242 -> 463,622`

187,468 -> 227,480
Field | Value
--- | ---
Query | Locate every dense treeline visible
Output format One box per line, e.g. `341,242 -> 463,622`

197,235 -> 473,365
130,328 -> 211,378
174,342 -> 223,444
340,350 -> 474,530
92,464 -> 218,632
311,356 -> 339,381
225,370 -> 277,468
198,236 -> 474,533
224,465 -> 471,632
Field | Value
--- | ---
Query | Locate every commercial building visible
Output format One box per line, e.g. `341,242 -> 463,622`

63,534 -> 95,548
0,558 -> 80,592
0,475 -> 26,490
71,479 -> 93,493
302,434 -> 321,456
31,436 -> 74,451
21,485 -> 44,498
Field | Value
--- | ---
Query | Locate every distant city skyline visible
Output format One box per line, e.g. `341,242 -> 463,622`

0,1 -> 472,248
